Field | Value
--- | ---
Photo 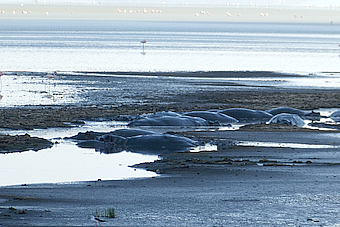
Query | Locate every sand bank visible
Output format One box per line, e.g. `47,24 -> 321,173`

0,3 -> 339,23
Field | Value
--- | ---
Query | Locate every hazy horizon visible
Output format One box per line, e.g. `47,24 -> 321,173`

2,0 -> 340,7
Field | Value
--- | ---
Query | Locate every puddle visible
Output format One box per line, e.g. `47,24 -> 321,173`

190,143 -> 217,153
237,141 -> 340,149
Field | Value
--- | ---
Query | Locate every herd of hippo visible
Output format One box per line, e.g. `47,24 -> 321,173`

67,107 -> 340,154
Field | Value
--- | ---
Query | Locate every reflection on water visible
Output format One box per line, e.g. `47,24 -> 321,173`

0,122 -> 158,187
0,141 -> 158,187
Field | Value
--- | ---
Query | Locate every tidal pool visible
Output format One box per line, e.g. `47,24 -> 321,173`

0,142 -> 158,187
0,121 -> 158,187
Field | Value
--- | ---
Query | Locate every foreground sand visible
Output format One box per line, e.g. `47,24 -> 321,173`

1,154 -> 340,226
1,71 -> 340,226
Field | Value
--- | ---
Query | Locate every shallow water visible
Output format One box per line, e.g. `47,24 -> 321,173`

0,143 -> 158,187
0,20 -> 339,73
1,72 -> 340,108
0,122 -> 160,186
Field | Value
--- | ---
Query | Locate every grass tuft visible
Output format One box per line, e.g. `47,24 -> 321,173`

94,208 -> 116,218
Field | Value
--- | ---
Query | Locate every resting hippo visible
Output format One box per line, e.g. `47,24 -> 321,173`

219,108 -> 273,123
73,129 -> 198,154
67,131 -> 107,140
76,138 -> 125,154
128,115 -> 210,127
182,111 -> 238,125
140,111 -> 182,118
109,129 -> 157,137
329,110 -> 340,122
67,129 -> 156,141
126,134 -> 198,153
266,107 -> 321,120
268,113 -> 305,127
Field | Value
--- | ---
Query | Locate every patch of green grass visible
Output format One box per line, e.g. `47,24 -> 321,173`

94,208 -> 116,218
105,208 -> 116,218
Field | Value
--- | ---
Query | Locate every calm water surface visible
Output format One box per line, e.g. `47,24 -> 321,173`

0,20 -> 339,73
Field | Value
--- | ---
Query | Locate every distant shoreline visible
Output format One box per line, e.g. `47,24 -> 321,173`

0,3 -> 339,23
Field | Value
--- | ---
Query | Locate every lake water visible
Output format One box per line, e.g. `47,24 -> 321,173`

0,20 -> 339,73
1,19 -> 340,186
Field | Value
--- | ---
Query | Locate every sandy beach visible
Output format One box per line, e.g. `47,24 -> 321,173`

1,71 -> 340,226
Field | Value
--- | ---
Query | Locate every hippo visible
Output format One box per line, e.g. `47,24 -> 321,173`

76,139 -> 123,154
182,111 -> 238,125
109,128 -> 157,137
329,110 -> 340,122
266,107 -> 321,120
267,113 -> 305,127
67,131 -> 107,140
126,134 -> 198,153
219,108 -> 273,123
75,131 -> 198,154
128,115 -> 210,127
140,111 -> 182,118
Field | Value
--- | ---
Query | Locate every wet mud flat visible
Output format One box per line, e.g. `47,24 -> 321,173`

1,156 -> 340,226
1,71 -> 340,226
1,71 -> 340,130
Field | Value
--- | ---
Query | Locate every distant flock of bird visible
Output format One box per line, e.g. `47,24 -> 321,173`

0,2 -> 339,20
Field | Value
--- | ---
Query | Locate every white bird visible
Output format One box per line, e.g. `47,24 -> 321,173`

45,71 -> 57,79
44,71 -> 57,97
90,215 -> 105,227
140,40 -> 147,53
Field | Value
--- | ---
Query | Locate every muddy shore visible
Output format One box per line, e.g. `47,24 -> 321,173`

1,75 -> 340,130
1,71 -> 340,226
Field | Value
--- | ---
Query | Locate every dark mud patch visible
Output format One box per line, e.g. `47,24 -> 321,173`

0,134 -> 53,153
